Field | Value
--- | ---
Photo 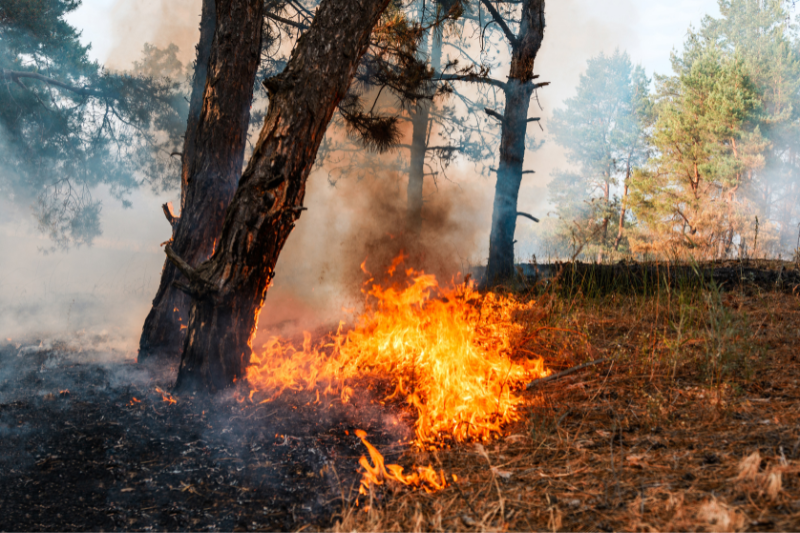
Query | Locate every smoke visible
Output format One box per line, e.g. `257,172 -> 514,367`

255,163 -> 486,342
0,0 -> 729,352
105,0 -> 203,70
0,186 -> 175,351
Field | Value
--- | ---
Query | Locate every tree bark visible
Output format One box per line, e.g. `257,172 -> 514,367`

483,0 -> 545,286
406,14 -> 443,235
406,102 -> 429,235
138,0 -> 264,362
170,0 -> 391,393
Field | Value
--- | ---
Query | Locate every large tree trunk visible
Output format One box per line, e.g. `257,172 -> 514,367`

483,0 -> 545,286
169,0 -> 391,393
138,0 -> 264,362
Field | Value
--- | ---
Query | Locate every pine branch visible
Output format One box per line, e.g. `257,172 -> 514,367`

0,69 -> 106,98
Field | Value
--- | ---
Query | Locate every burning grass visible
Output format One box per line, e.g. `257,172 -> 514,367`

245,269 -> 550,446
329,287 -> 800,532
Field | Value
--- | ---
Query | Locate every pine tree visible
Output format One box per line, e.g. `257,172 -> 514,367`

630,48 -> 767,257
548,50 -> 649,260
0,0 -> 186,246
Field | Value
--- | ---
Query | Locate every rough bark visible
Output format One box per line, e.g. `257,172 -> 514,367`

138,0 -> 264,362
170,0 -> 392,392
483,0 -> 546,286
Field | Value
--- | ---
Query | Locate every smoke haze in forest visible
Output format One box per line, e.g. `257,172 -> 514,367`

2,0 -> 724,347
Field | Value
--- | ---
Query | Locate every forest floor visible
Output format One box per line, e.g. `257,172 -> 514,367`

1,273 -> 800,531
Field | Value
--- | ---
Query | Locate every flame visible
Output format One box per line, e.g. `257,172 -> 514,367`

155,387 -> 177,405
355,429 -> 445,494
246,261 -> 549,446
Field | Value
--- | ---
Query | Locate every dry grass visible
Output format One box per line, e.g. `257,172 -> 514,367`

325,287 -> 800,532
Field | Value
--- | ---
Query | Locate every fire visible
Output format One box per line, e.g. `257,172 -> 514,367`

246,262 -> 549,446
355,430 -> 445,494
155,387 -> 177,405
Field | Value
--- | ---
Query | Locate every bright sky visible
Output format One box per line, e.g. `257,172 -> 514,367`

66,0 -> 722,91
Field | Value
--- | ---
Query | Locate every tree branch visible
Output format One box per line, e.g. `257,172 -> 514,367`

484,107 -> 503,121
479,0 -> 518,46
266,11 -> 309,30
517,211 -> 540,223
0,69 -> 105,98
164,243 -> 198,282
526,358 -> 609,390
162,202 -> 180,229
438,72 -> 507,91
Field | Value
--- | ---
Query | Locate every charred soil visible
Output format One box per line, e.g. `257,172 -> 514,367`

0,346 -> 406,531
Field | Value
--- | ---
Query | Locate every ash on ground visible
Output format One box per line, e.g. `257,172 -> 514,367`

0,341 -> 411,531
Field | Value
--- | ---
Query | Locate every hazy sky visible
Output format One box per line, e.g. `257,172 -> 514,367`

3,0 -> 728,346
66,0 -> 722,96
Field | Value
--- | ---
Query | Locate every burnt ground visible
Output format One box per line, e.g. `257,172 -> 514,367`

0,343 -> 411,531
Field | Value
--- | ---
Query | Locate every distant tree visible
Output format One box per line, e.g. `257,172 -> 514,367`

548,50 -> 649,260
630,47 -> 767,258
0,0 -> 186,247
697,0 -> 800,253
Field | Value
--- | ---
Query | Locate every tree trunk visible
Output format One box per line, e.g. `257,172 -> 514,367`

406,102 -> 429,235
170,0 -> 391,393
138,0 -> 264,362
483,0 -> 545,286
614,163 -> 631,251
406,14 -> 443,235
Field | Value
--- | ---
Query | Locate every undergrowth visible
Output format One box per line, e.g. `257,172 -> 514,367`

325,266 -> 799,532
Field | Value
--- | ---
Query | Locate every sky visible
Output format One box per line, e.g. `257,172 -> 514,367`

2,0 -> 725,347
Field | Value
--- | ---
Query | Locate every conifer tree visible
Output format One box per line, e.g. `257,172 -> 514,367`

548,51 -> 649,260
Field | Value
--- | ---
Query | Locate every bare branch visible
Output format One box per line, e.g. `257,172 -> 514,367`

484,107 -> 504,121
438,72 -> 507,91
162,202 -> 180,229
517,211 -> 539,223
266,12 -> 309,30
479,0 -> 518,46
164,243 -> 198,282
526,358 -> 610,390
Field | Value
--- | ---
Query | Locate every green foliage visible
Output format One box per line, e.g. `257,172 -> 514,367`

0,0 -> 187,247
629,0 -> 800,259
548,50 -> 649,260
631,49 -> 767,256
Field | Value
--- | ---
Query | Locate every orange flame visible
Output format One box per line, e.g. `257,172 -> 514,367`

246,260 -> 549,446
355,429 -> 445,494
155,387 -> 177,405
